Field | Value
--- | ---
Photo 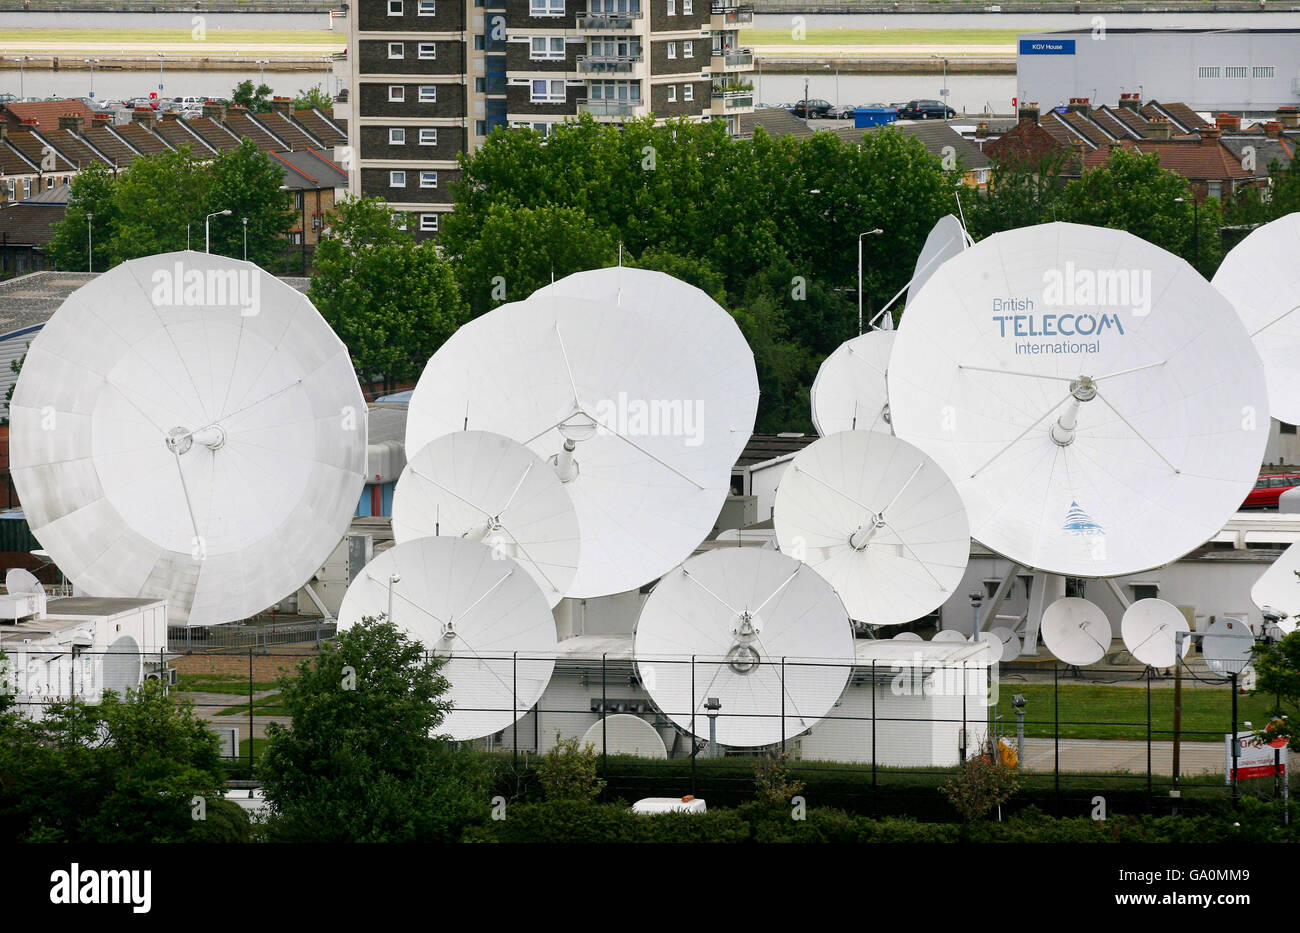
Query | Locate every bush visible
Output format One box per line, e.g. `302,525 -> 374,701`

536,736 -> 606,801
190,798 -> 252,844
462,800 -> 750,843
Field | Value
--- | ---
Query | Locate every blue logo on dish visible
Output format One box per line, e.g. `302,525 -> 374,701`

1063,501 -> 1103,535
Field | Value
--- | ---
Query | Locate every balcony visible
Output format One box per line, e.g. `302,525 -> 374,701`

710,4 -> 753,27
577,97 -> 646,119
575,10 -> 642,30
711,88 -> 753,111
710,48 -> 753,71
576,53 -> 643,75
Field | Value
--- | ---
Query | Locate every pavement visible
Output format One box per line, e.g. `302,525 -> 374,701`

1019,737 -> 1224,777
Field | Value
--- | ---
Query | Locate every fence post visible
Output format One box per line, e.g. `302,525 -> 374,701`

1053,662 -> 1060,818
780,657 -> 786,754
690,655 -> 696,799
247,647 -> 254,776
871,659 -> 877,818
1146,667 -> 1152,808
601,653 -> 608,796
512,651 -> 518,772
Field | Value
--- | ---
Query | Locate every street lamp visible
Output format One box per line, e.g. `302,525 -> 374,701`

15,57 -> 29,100
857,228 -> 883,334
932,55 -> 949,116
86,211 -> 93,272
242,216 -> 249,261
157,53 -> 165,92
258,59 -> 270,87
84,58 -> 99,99
1174,196 -> 1199,270
205,209 -> 232,253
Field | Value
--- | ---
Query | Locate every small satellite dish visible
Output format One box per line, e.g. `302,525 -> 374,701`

1041,597 -> 1110,665
5,568 -> 43,596
1202,617 -> 1254,675
102,634 -> 142,696
406,292 -> 752,598
888,223 -> 1268,577
544,266 -> 759,462
391,430 -> 580,607
634,548 -> 854,748
10,251 -> 367,626
809,330 -> 896,436
1121,598 -> 1190,668
1251,541 -> 1300,626
337,536 -> 557,741
932,629 -> 968,643
892,631 -> 924,642
580,714 -> 668,759
1212,213 -> 1300,425
773,430 -> 970,625
907,213 -> 971,311
977,626 -> 1021,662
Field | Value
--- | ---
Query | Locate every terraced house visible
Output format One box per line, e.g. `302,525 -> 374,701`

347,0 -> 755,238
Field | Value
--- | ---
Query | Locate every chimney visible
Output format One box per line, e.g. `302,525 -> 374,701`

975,120 -> 990,138
19,117 -> 38,132
1017,101 -> 1040,124
159,109 -> 180,122
271,96 -> 293,115
1263,120 -> 1284,139
131,106 -> 156,125
1215,112 -> 1241,133
228,103 -> 247,117
1195,125 -> 1222,146
91,112 -> 113,125
202,99 -> 227,120
1067,96 -> 1091,116
1118,92 -> 1141,112
1278,106 -> 1300,129
1146,117 -> 1172,139
58,112 -> 85,133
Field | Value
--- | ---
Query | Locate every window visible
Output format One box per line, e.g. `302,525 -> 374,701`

683,83 -> 693,101
389,170 -> 407,187
418,0 -> 437,14
395,214 -> 408,231
476,119 -> 487,136
388,0 -> 404,13
388,85 -> 405,102
530,78 -> 567,102
1282,423 -> 1298,435
419,42 -> 437,59
667,41 -> 677,59
419,127 -> 438,146
1197,65 -> 1220,78
389,127 -> 406,144
22,178 -> 30,199
1129,583 -> 1159,601
421,213 -> 439,232
419,85 -> 437,102
388,42 -> 404,59
420,171 -> 438,188
1208,180 -> 1222,199
667,84 -> 677,102
1253,65 -> 1275,78
530,0 -> 564,14
683,40 -> 693,58
531,37 -> 566,60
667,0 -> 675,14
683,0 -> 692,11
475,77 -> 486,92
1225,65 -> 1248,79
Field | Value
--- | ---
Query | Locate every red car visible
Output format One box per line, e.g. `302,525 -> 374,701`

1242,474 -> 1300,509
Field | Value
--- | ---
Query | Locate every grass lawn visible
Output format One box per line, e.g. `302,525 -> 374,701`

748,28 -> 1020,47
176,672 -> 278,694
0,28 -> 342,45
216,693 -> 287,717
993,682 -> 1284,742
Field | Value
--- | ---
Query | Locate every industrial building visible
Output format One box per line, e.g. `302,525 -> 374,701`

1016,28 -> 1300,117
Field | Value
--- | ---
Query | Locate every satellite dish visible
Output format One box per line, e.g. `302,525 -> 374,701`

580,714 -> 668,758
932,629 -> 968,643
1041,597 -> 1110,665
1121,598 -> 1190,668
1212,213 -> 1300,425
102,634 -> 142,696
977,626 -> 1021,662
634,548 -> 854,748
773,430 -> 970,625
390,431 -> 580,607
892,631 -> 923,642
907,213 -> 971,310
5,568 -> 43,596
9,251 -> 367,626
337,536 -> 556,741
1202,617 -> 1254,675
406,292 -> 752,598
887,223 -> 1268,577
809,330 -> 896,436
543,266 -> 759,462
1251,541 -> 1300,626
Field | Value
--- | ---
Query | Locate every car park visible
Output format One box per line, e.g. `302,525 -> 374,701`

897,99 -> 957,120
790,98 -> 833,119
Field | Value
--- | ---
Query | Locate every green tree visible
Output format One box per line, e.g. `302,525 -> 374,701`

46,161 -> 119,271
310,196 -> 467,392
204,138 -> 294,266
965,149 -> 1070,240
0,680 -> 237,843
536,735 -> 606,801
258,617 -> 489,842
1251,630 -> 1300,751
230,78 -> 274,113
106,146 -> 213,263
294,84 -> 333,111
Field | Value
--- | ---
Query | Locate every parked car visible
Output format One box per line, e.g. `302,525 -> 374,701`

828,104 -> 857,120
1242,474 -> 1300,509
0,92 -> 16,104
790,98 -> 833,119
898,99 -> 956,120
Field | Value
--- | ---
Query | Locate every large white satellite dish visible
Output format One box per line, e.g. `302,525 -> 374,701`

337,536 -> 556,741
1041,597 -> 1110,666
892,631 -> 923,642
1202,617 -> 1254,675
907,213 -> 971,311
1212,213 -> 1300,425
888,222 -> 1268,578
580,714 -> 668,758
1252,541 -> 1300,631
1121,598 -> 1190,668
977,626 -> 1020,662
10,251 -> 367,626
773,431 -> 970,625
390,431 -> 580,607
809,330 -> 896,436
102,634 -> 143,697
634,548 -> 854,748
932,629 -> 968,643
406,292 -> 752,598
5,568 -> 43,596
543,266 -> 759,462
